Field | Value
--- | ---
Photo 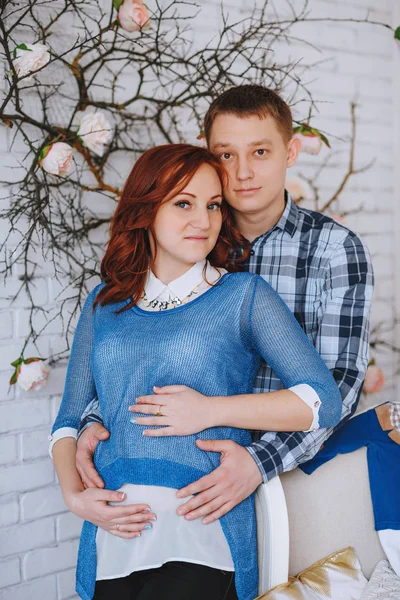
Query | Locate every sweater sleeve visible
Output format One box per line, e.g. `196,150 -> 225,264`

51,286 -> 99,434
245,276 -> 342,429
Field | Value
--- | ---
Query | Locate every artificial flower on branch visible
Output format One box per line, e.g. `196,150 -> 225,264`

115,0 -> 151,32
77,110 -> 113,157
363,359 -> 385,395
12,42 -> 50,78
285,175 -> 313,204
293,103 -> 375,215
9,357 -> 50,391
0,0 -> 397,364
39,141 -> 74,176
363,320 -> 400,394
293,123 -> 331,155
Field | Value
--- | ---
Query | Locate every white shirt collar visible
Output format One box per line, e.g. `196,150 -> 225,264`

145,260 -> 224,302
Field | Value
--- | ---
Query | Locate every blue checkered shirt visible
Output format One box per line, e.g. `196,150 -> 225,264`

77,194 -> 374,482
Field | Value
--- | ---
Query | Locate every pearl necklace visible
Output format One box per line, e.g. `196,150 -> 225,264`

141,285 -> 200,311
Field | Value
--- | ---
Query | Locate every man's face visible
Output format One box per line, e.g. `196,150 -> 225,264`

208,113 -> 299,216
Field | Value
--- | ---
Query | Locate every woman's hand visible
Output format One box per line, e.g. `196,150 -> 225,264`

66,488 -> 157,539
130,385 -> 214,437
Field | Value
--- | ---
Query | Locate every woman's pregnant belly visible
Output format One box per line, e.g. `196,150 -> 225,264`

97,417 -> 253,477
96,483 -> 234,581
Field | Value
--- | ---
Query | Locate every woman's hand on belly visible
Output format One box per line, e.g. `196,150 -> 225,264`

66,488 -> 157,538
130,385 -> 214,436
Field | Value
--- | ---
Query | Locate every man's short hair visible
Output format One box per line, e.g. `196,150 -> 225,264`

204,85 -> 293,144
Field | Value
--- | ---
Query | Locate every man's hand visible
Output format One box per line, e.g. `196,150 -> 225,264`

175,439 -> 262,523
76,423 -> 110,489
66,487 -> 156,539
130,385 -> 213,437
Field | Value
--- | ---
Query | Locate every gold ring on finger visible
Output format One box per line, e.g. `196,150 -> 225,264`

155,404 -> 163,417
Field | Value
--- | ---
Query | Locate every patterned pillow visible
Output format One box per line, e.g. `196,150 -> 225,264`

257,547 -> 368,600
360,560 -> 400,600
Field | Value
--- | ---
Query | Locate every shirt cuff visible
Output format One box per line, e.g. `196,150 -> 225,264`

245,445 -> 271,484
288,384 -> 321,432
48,427 -> 77,458
77,421 -> 97,440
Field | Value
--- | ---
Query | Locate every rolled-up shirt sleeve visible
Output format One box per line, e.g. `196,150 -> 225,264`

48,427 -> 77,458
245,276 -> 343,430
288,384 -> 321,432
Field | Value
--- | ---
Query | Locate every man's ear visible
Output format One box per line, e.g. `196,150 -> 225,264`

287,136 -> 301,168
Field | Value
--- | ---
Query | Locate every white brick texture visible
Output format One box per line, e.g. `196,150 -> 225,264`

20,427 -> 53,461
0,575 -> 57,600
0,0 -> 398,598
0,399 -> 50,435
22,540 -> 78,580
57,569 -> 79,600
0,435 -> 17,466
56,513 -> 83,543
0,461 -> 54,496
20,486 -> 66,521
0,496 -> 19,528
0,517 -> 55,559
0,558 -> 20,589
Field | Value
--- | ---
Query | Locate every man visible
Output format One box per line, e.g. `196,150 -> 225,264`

50,85 -> 373,532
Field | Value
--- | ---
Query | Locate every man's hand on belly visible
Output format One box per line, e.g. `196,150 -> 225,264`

175,440 -> 262,523
76,423 -> 110,488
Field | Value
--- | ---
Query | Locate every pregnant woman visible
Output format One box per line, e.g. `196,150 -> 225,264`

51,144 -> 341,600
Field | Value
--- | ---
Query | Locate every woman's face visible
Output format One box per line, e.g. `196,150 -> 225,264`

150,163 -> 223,277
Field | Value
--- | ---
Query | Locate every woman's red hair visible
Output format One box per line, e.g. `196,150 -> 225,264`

95,144 -> 249,310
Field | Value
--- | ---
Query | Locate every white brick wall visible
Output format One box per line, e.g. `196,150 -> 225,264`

0,0 -> 398,597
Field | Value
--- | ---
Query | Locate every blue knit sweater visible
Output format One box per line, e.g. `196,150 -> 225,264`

52,272 -> 342,600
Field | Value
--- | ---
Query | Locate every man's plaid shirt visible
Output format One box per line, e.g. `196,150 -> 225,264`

76,194 -> 374,483
245,195 -> 373,481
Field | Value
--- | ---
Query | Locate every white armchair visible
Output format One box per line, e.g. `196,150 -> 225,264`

255,477 -> 289,594
255,447 -> 386,595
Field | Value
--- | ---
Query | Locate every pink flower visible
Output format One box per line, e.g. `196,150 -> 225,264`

10,358 -> 50,391
118,0 -> 150,32
40,142 -> 73,176
77,109 -> 113,156
293,124 -> 330,156
293,132 -> 323,155
363,364 -> 385,394
13,43 -> 50,79
285,175 -> 313,203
